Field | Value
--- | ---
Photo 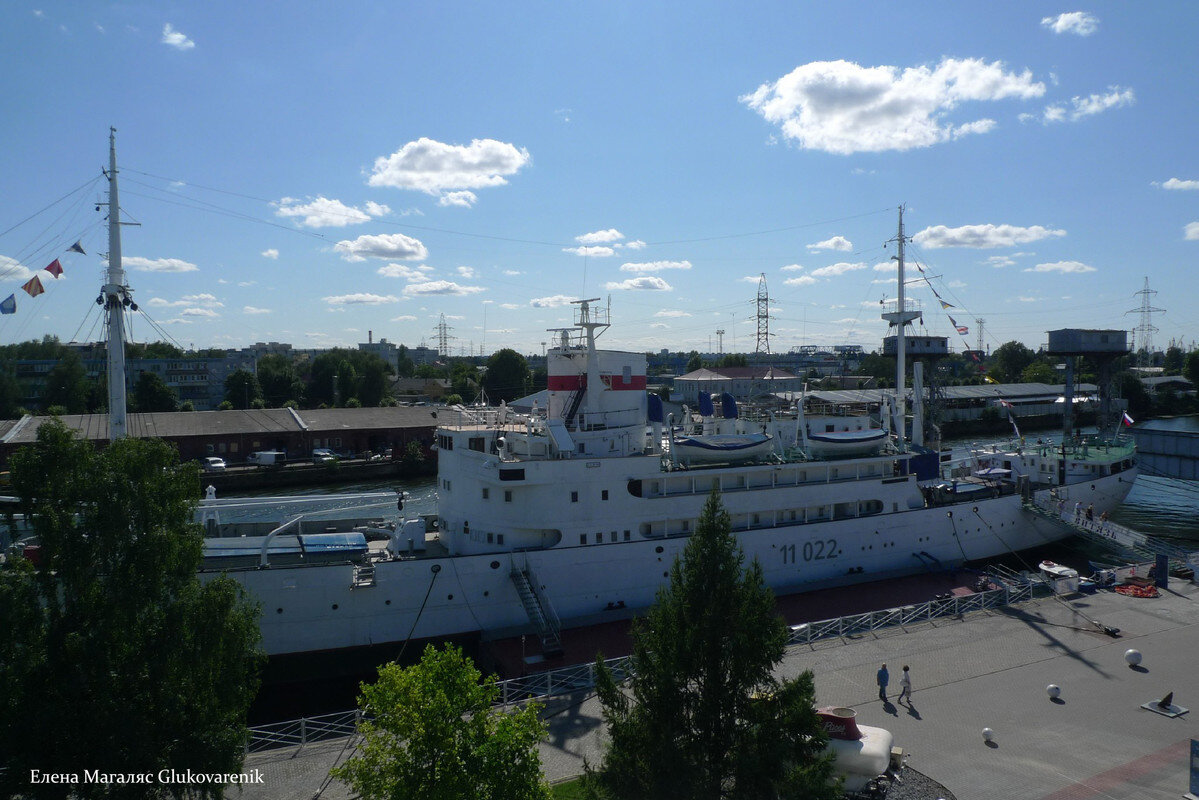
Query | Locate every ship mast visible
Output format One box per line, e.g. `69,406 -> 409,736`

883,206 -> 919,451
102,128 -> 133,440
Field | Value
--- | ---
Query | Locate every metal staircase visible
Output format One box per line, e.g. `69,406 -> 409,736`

1022,495 -> 1195,568
510,568 -> 564,657
351,563 -> 376,588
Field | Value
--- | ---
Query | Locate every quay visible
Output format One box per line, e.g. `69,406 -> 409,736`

238,578 -> 1199,800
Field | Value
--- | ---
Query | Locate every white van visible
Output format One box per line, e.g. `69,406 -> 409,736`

246,450 -> 285,466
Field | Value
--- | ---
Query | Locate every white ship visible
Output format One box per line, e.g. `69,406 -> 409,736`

198,209 -> 1138,660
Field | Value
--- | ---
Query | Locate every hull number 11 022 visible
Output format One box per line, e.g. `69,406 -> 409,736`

781,539 -> 839,564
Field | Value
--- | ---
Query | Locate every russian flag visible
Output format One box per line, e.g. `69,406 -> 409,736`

1121,411 -> 1135,427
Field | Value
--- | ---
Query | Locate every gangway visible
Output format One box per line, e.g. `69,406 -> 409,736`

510,567 -> 564,658
1023,493 -> 1195,569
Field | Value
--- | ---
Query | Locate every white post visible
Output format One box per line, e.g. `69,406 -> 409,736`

104,128 -> 128,440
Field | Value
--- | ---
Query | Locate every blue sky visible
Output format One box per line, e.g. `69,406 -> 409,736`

2,2 -> 1197,358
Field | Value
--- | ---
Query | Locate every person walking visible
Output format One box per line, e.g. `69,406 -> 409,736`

877,663 -> 890,702
1074,501 -> 1082,522
898,665 -> 913,705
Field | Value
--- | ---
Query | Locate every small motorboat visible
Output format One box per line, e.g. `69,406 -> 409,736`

672,432 -> 774,465
1039,560 -> 1080,594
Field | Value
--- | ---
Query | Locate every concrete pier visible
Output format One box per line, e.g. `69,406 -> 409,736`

240,581 -> 1199,800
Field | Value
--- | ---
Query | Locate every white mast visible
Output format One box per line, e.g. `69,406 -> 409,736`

103,128 -> 131,439
882,205 -> 919,452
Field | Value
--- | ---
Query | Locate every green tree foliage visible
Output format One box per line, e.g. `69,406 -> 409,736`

450,360 -> 480,401
332,644 -> 551,800
133,371 -> 179,412
41,350 -> 91,414
257,353 -> 304,407
0,362 -> 22,418
402,440 -> 426,471
307,349 -> 394,407
685,351 -> 703,373
586,491 -> 838,800
716,353 -> 748,368
1185,350 -> 1199,386
396,344 -> 416,378
989,341 -> 1035,383
415,363 -> 445,379
125,341 -> 186,359
855,352 -> 893,385
1019,360 -> 1058,384
224,368 -> 264,409
1162,346 -> 1185,375
483,348 -> 531,403
0,420 -> 263,798
1117,372 -> 1153,417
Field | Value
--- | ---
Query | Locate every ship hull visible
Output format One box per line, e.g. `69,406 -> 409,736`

218,468 -> 1134,657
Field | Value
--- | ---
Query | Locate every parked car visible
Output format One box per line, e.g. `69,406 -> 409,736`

202,457 -> 226,472
311,448 -> 338,464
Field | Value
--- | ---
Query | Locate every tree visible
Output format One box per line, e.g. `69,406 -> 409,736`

0,420 -> 262,798
0,362 -> 22,418
396,344 -> 415,378
586,491 -> 838,800
685,351 -> 703,373
41,350 -> 91,414
989,341 -> 1035,384
257,353 -> 304,407
482,348 -> 531,403
1185,350 -> 1199,386
1019,361 -> 1058,384
450,360 -> 480,402
133,371 -> 179,412
717,353 -> 748,368
224,368 -> 263,409
332,644 -> 551,800
1162,346 -> 1185,375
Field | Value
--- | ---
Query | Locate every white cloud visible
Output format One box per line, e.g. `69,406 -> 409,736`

1184,222 -> 1199,240
500,303 -> 521,309
1036,87 -> 1134,124
604,276 -> 673,291
576,228 -> 624,245
334,232 -> 428,262
780,264 -> 805,272
161,23 -> 194,50
456,266 -> 478,278
529,295 -> 577,308
741,57 -> 1044,154
914,224 -> 1066,248
810,261 -> 867,277
0,255 -> 36,282
181,307 -> 218,318
377,263 -> 433,281
654,310 -> 692,318
261,248 -> 278,259
986,255 -> 1016,268
368,138 -> 530,204
739,276 -> 764,282
651,323 -> 669,329
243,306 -> 272,315
808,235 -> 852,252
1041,12 -> 1099,36
274,196 -> 390,228
438,191 -> 477,208
323,293 -> 400,305
391,315 -> 417,321
784,275 -> 818,286
872,262 -> 897,272
502,269 -> 523,276
1155,178 -> 1199,191
1017,296 -> 1040,303
1023,260 -> 1097,273
402,280 -> 485,297
619,260 -> 691,273
621,240 -> 646,250
124,256 -> 199,273
562,246 -> 615,257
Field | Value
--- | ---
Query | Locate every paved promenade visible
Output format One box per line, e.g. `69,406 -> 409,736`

241,580 -> 1199,800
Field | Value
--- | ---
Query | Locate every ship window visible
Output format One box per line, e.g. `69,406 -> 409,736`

580,534 -> 587,545
504,490 -> 513,502
469,437 -> 485,452
482,488 -> 489,500
487,532 -> 493,543
571,491 -> 579,502
602,489 -> 609,501
623,365 -> 632,383
682,520 -> 690,532
499,468 -> 524,481
624,530 -> 631,541
611,531 -> 617,542
497,534 -> 504,545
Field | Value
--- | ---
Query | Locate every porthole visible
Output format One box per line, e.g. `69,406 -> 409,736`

276,608 -> 283,614
663,571 -> 669,578
447,594 -> 454,601
490,561 -> 501,569
385,600 -> 391,606
483,591 -> 490,597
655,546 -> 664,554
332,604 -> 339,610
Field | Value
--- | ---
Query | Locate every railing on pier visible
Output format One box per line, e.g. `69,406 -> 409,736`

246,583 -> 1034,752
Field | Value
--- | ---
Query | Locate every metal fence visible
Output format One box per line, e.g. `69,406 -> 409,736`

247,583 -> 1035,752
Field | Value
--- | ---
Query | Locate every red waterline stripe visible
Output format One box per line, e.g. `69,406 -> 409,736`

1036,738 -> 1190,800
